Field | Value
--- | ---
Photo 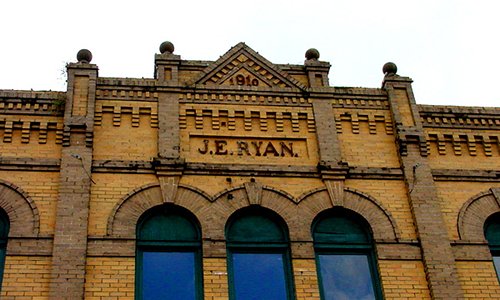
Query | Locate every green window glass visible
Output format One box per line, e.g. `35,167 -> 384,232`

226,206 -> 295,300
312,208 -> 382,300
484,212 -> 500,282
136,205 -> 202,300
0,209 -> 9,291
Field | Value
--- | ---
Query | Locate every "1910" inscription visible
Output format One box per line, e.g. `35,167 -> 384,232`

229,74 -> 259,86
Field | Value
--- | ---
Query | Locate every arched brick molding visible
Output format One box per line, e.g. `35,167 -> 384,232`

296,187 -> 400,241
457,189 -> 500,241
109,182 -> 400,244
107,183 -> 212,237
0,179 -> 40,236
206,184 -> 298,240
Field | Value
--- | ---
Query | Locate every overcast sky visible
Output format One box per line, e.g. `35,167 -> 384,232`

1,0 -> 498,107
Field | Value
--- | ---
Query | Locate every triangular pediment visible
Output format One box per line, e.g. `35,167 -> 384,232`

193,43 -> 306,90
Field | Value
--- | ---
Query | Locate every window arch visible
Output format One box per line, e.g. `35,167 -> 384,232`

312,208 -> 382,300
0,208 -> 9,290
136,205 -> 202,300
484,212 -> 500,281
225,206 -> 295,300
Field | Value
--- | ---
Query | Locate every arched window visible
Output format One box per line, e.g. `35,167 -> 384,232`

225,206 -> 295,300
484,212 -> 500,281
136,205 -> 202,300
0,208 -> 9,290
312,208 -> 382,300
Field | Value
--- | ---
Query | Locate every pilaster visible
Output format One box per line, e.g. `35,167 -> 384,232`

383,67 -> 464,299
312,98 -> 348,205
156,43 -> 182,160
49,50 -> 97,299
155,42 -> 184,198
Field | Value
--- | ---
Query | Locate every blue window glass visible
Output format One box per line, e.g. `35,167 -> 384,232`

226,207 -> 295,300
232,253 -> 288,300
317,254 -> 376,300
0,208 -> 8,291
484,212 -> 500,282
141,252 -> 196,300
312,208 -> 382,300
136,205 -> 202,300
494,257 -> 500,281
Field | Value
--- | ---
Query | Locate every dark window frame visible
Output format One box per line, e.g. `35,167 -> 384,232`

135,205 -> 203,300
0,209 -> 9,291
484,212 -> 500,283
225,206 -> 295,300
312,209 -> 383,300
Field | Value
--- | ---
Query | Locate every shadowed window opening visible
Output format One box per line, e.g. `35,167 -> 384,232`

135,205 -> 202,300
0,208 -> 9,291
225,206 -> 295,300
312,208 -> 382,300
485,212 -> 500,282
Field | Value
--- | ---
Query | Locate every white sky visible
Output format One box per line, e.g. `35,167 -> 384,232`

0,0 -> 499,107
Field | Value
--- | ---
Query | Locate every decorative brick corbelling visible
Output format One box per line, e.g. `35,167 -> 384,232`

0,90 -> 66,117
191,42 -> 307,91
426,132 -> 499,157
94,102 -> 158,128
179,92 -> 311,106
180,105 -> 315,133
418,104 -> 500,130
0,179 -> 40,236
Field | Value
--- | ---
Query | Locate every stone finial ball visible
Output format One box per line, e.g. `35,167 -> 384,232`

159,41 -> 175,54
305,48 -> 320,60
383,62 -> 398,75
76,49 -> 92,63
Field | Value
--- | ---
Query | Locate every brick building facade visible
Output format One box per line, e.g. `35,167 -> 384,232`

0,42 -> 499,299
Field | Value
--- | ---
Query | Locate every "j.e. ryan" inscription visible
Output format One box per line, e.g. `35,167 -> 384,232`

197,139 -> 300,157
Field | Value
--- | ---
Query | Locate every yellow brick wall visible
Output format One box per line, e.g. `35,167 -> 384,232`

82,257 -> 321,299
346,179 -> 417,240
393,88 -> 415,127
0,171 -> 59,234
72,75 -> 89,116
179,70 -> 202,85
436,181 -> 500,240
200,257 -> 436,300
378,260 -> 431,299
93,113 -> 157,161
456,261 -> 500,299
1,256 -> 51,299
88,173 -> 158,236
338,121 -> 400,168
203,258 -> 229,300
293,258 -> 320,300
84,257 -> 135,299
289,74 -> 309,87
